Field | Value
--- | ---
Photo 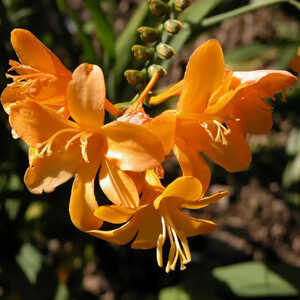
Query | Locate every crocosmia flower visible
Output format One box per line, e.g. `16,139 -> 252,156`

88,172 -> 228,272
151,40 -> 297,172
9,63 -> 175,231
1,29 -> 72,115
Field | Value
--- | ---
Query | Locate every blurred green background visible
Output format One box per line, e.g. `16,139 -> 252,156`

0,0 -> 300,299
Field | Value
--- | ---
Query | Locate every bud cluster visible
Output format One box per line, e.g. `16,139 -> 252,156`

124,0 -> 191,88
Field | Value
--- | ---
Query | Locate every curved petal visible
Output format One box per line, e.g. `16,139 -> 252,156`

149,80 -> 183,105
233,70 -> 297,97
11,29 -> 70,76
204,121 -> 252,172
94,205 -> 137,224
174,137 -> 211,193
9,101 -> 75,146
69,134 -> 105,231
233,92 -> 273,134
103,121 -> 165,172
87,216 -> 139,245
24,134 -> 81,193
165,204 -> 217,237
154,176 -> 203,210
144,110 -> 176,155
177,118 -> 251,172
67,63 -> 105,130
177,40 -> 225,114
99,159 -> 140,207
181,190 -> 228,209
131,205 -> 161,249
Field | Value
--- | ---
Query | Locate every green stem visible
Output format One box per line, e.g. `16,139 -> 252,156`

201,0 -> 300,27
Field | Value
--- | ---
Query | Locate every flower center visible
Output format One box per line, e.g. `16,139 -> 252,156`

36,128 -> 93,163
156,216 -> 191,272
201,119 -> 231,145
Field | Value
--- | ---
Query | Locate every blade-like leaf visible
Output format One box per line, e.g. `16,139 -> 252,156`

213,261 -> 298,298
16,243 -> 43,285
83,0 -> 115,59
56,0 -> 98,63
115,1 -> 148,83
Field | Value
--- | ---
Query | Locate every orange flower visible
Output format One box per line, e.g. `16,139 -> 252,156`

1,29 -> 72,115
88,171 -> 228,272
150,40 -> 297,172
9,63 -> 175,231
289,47 -> 300,73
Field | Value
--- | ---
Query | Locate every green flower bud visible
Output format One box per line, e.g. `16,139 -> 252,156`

156,43 -> 176,60
164,19 -> 184,35
137,26 -> 160,43
174,0 -> 192,11
148,65 -> 167,78
131,45 -> 154,62
124,69 -> 147,85
148,0 -> 170,16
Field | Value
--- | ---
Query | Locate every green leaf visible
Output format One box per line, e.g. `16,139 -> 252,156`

56,0 -> 98,63
55,283 -> 69,300
159,286 -> 191,300
213,261 -> 298,297
283,154 -> 300,188
16,243 -> 43,285
83,0 -> 115,59
180,0 -> 221,25
115,1 -> 148,83
286,128 -> 300,155
5,198 -> 21,220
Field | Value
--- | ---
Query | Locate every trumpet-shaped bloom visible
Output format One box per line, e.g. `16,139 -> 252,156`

9,63 -> 175,231
88,172 -> 228,272
1,29 -> 72,114
151,40 -> 297,172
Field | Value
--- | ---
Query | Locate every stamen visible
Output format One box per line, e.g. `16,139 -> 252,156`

156,216 -> 192,272
36,128 -> 79,157
80,133 -> 93,163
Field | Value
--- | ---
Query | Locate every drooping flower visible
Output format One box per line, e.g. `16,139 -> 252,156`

88,171 -> 228,272
150,40 -> 297,172
289,47 -> 300,73
9,63 -> 175,231
1,29 -> 72,115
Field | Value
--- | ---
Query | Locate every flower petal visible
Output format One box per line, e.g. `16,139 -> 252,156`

131,205 -> 161,249
165,204 -> 217,237
11,29 -> 70,76
181,190 -> 228,209
149,80 -> 183,105
154,176 -> 203,209
99,159 -> 140,208
69,134 -> 105,231
24,136 -> 81,193
87,216 -> 139,245
233,70 -> 297,97
94,205 -> 137,224
9,101 -> 75,146
67,63 -> 105,130
144,110 -> 176,155
103,121 -> 165,172
289,47 -> 300,72
177,40 -> 225,114
233,93 -> 273,134
174,137 -> 211,193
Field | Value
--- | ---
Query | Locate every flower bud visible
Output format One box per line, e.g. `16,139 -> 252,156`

156,43 -> 176,60
164,19 -> 184,35
137,26 -> 160,43
124,69 -> 147,86
148,65 -> 167,78
131,45 -> 154,62
148,0 -> 170,16
174,0 -> 192,11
